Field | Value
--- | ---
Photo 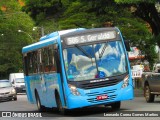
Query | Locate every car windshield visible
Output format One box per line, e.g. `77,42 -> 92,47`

15,78 -> 24,83
63,41 -> 127,81
0,81 -> 12,88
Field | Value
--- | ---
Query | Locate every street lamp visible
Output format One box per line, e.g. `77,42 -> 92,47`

18,30 -> 33,42
33,26 -> 44,36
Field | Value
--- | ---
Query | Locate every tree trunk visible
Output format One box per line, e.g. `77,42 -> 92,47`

134,2 -> 160,36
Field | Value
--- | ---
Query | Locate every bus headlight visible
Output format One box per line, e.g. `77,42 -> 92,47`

68,84 -> 80,96
122,75 -> 129,88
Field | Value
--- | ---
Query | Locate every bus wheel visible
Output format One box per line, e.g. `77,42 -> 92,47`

144,85 -> 155,103
56,93 -> 66,115
35,92 -> 45,112
111,101 -> 121,110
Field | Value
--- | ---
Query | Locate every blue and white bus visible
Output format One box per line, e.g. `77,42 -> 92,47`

22,27 -> 134,114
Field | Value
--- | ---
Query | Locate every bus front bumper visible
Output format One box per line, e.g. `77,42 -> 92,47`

66,85 -> 134,109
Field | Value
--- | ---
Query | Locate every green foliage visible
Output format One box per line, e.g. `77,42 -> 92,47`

23,0 -> 63,24
1,0 -> 158,79
58,1 -> 88,29
143,36 -> 157,68
0,0 -> 22,12
114,0 -> 159,65
154,34 -> 160,47
114,0 -> 156,4
116,17 -> 151,43
31,0 -> 154,66
0,0 -> 35,79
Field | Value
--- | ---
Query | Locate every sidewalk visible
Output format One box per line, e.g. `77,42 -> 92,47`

134,88 -> 144,97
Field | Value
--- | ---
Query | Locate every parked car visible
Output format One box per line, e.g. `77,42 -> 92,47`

142,70 -> 160,102
0,80 -> 17,102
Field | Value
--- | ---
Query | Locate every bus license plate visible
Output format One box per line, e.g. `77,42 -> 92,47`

97,95 -> 108,100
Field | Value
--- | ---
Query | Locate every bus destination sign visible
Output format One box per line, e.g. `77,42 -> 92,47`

65,31 -> 117,45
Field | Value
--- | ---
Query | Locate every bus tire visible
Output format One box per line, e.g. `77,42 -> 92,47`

144,85 -> 155,103
55,93 -> 66,115
111,101 -> 121,110
35,91 -> 45,112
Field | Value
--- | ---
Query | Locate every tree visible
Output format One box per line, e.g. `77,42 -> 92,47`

58,1 -> 99,29
23,0 -> 63,24
22,0 -> 156,65
0,0 -> 35,79
114,0 -> 159,65
22,0 -> 65,34
115,0 -> 160,36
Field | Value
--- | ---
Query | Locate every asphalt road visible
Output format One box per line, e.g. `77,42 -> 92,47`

0,94 -> 160,120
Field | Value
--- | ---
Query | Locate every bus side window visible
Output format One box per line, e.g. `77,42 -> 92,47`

38,49 -> 43,73
27,52 -> 33,74
27,51 -> 38,74
48,46 -> 57,72
40,45 -> 58,73
33,51 -> 38,73
42,48 -> 49,73
23,54 -> 29,76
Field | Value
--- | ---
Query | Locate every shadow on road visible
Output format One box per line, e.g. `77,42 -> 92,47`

42,106 -> 130,117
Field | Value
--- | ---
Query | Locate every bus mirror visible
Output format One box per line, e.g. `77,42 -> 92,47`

124,40 -> 131,51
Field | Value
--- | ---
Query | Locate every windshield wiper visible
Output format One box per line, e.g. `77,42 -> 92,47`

99,42 -> 108,58
75,44 -> 94,65
75,44 -> 92,59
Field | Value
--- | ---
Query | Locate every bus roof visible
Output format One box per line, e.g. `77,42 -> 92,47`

40,28 -> 85,41
22,27 -> 119,53
22,28 -> 85,53
22,36 -> 58,53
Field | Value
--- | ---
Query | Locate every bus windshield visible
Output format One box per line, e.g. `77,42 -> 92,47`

63,40 -> 127,81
